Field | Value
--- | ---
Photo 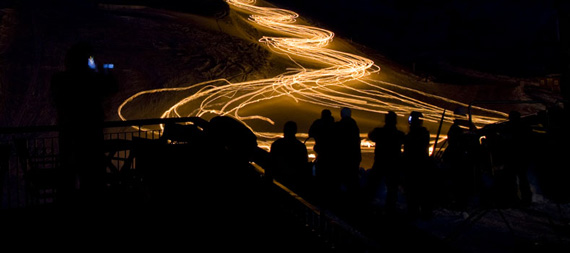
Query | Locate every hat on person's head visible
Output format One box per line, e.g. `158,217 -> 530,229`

341,107 -> 351,118
410,111 -> 423,119
385,111 -> 397,125
409,111 -> 423,124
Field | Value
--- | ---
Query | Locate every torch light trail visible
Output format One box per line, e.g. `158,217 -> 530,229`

117,0 -> 508,149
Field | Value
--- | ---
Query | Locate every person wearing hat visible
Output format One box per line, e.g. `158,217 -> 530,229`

403,111 -> 433,219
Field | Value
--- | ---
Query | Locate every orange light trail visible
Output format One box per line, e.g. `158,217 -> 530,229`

117,0 -> 508,149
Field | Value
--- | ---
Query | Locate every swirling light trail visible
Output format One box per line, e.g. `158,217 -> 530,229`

118,0 -> 508,150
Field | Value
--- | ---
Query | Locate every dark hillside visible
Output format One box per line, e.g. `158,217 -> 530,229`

0,0 -> 269,127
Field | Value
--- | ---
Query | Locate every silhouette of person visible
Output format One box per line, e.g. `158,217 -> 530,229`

50,42 -> 117,207
207,115 -> 258,171
270,121 -> 310,193
366,111 -> 405,214
502,110 -> 533,206
442,107 -> 480,209
403,111 -> 433,219
308,109 -> 335,166
204,115 -> 263,214
333,107 -> 362,202
307,109 -> 336,204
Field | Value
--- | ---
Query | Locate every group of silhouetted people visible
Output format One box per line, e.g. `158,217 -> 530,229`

266,105 -> 540,220
265,107 -> 437,219
308,108 -> 362,206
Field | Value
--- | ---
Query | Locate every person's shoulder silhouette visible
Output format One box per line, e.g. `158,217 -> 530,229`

207,115 -> 258,161
308,109 -> 335,156
368,111 -> 405,159
336,107 -> 361,143
308,109 -> 334,140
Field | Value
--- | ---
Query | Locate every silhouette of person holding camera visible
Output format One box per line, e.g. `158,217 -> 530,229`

51,42 -> 117,207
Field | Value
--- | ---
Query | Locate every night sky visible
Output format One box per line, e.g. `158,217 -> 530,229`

271,0 -> 568,79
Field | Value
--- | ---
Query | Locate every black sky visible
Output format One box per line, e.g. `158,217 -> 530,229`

271,0 -> 567,78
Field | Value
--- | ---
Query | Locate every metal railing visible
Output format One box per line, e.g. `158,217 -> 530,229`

251,163 -> 382,252
1,128 -> 60,208
1,117 -> 383,252
0,118 -> 189,209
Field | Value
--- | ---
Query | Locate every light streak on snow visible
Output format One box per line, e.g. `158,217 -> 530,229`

118,0 -> 507,148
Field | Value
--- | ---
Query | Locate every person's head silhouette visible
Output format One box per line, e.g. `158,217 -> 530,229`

283,121 -> 297,138
341,107 -> 351,119
385,111 -> 397,127
321,109 -> 332,119
409,111 -> 423,127
64,42 -> 95,72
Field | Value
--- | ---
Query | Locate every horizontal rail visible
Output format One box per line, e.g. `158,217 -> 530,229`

0,117 -> 205,134
251,162 -> 381,252
467,99 -> 545,125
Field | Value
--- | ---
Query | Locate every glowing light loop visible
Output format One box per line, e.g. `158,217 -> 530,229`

118,0 -> 507,146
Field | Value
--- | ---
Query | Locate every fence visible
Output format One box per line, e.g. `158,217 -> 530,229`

0,118 -> 182,209
0,117 -> 381,251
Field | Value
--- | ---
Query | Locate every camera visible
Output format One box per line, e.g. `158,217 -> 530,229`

88,56 -> 97,70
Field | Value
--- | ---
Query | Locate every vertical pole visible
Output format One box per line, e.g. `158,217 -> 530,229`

556,1 -> 570,107
432,109 -> 446,157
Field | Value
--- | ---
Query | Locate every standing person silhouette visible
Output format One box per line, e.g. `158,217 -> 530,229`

442,106 -> 479,209
270,121 -> 310,194
502,110 -> 533,207
308,109 -> 335,169
334,107 -> 362,204
403,111 -> 433,219
308,109 -> 336,205
51,42 -> 117,208
367,111 -> 405,214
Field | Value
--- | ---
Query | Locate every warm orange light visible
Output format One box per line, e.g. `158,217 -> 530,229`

118,0 -> 508,149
